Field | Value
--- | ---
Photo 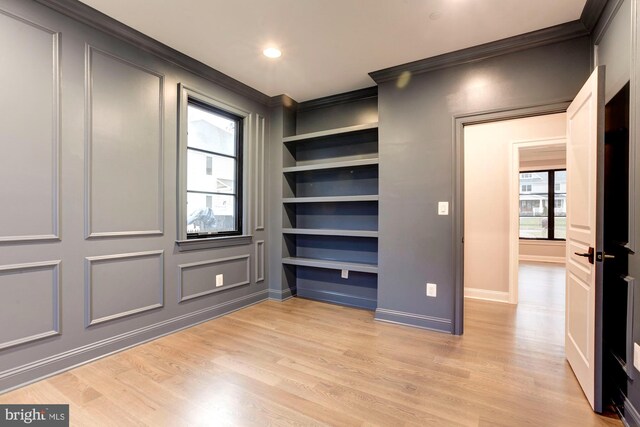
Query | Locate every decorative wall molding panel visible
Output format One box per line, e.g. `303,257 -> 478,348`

0,261 -> 61,350
254,114 -> 266,231
255,240 -> 265,282
85,45 -> 164,238
179,254 -> 251,302
85,251 -> 164,326
0,9 -> 60,242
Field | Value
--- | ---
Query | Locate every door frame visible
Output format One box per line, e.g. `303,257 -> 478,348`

452,101 -> 570,335
507,137 -> 567,304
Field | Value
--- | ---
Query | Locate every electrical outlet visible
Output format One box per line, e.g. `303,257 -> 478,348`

634,343 -> 640,372
426,283 -> 437,297
341,269 -> 349,279
216,274 -> 224,287
438,202 -> 449,215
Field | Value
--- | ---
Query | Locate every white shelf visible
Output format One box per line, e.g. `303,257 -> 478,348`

282,257 -> 378,274
283,122 -> 378,143
282,195 -> 379,204
282,228 -> 378,238
283,158 -> 379,173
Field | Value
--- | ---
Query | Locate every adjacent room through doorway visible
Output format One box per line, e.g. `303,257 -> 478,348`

463,113 -> 567,304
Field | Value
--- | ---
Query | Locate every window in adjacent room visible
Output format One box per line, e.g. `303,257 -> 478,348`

519,169 -> 566,240
185,99 -> 243,238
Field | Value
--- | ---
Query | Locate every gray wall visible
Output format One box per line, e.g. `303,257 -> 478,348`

267,97 -> 296,300
375,36 -> 592,332
0,0 -> 270,392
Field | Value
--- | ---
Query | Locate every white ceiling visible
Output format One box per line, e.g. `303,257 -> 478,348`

79,0 -> 587,102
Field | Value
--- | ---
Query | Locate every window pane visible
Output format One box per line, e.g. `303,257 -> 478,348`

554,170 -> 566,239
519,171 -> 549,238
520,217 -> 549,238
187,192 -> 236,233
187,150 -> 236,194
188,104 -> 236,156
555,217 -> 566,239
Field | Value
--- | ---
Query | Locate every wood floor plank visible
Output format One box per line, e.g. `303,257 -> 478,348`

0,262 -> 622,426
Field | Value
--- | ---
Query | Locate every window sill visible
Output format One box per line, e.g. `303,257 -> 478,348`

519,239 -> 566,245
176,235 -> 253,251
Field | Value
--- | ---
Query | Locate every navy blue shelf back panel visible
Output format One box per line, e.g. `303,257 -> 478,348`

284,202 -> 378,230
284,234 -> 378,265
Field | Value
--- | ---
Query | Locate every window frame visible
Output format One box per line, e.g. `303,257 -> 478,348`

176,84 -> 252,249
518,168 -> 566,241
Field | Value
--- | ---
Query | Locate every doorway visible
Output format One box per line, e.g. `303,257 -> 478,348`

602,82 -> 630,414
456,82 -> 631,414
463,114 -> 567,305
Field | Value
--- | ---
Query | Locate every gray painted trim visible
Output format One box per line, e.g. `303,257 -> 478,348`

178,254 -> 251,302
296,86 -> 378,112
34,0 -> 270,105
255,240 -> 265,282
369,21 -> 589,83
0,261 -> 61,350
582,0 -> 611,32
0,9 -> 60,243
452,102 -> 571,335
0,289 -> 268,395
592,0 -> 626,45
84,44 -> 165,239
374,308 -> 452,333
626,396 -> 640,427
84,250 -> 164,327
268,94 -> 298,109
297,288 -> 376,310
175,235 -> 253,251
254,114 -> 265,231
268,287 -> 297,301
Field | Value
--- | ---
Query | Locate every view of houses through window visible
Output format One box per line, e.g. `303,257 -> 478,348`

519,169 -> 566,240
186,102 -> 242,236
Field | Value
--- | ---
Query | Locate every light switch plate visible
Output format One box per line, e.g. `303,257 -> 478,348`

341,269 -> 349,279
634,343 -> 640,372
216,274 -> 224,287
438,202 -> 449,215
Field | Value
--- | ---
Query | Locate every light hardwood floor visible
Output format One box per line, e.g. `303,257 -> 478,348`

0,262 -> 622,426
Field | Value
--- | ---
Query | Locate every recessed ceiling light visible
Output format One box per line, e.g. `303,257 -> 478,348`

263,47 -> 282,58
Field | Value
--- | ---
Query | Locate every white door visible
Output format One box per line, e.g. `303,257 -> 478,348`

565,65 -> 605,412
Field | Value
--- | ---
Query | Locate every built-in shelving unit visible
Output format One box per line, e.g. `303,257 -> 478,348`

282,120 -> 379,310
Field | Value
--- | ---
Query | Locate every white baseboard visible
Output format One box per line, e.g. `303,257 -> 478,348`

519,255 -> 565,264
464,287 -> 510,303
